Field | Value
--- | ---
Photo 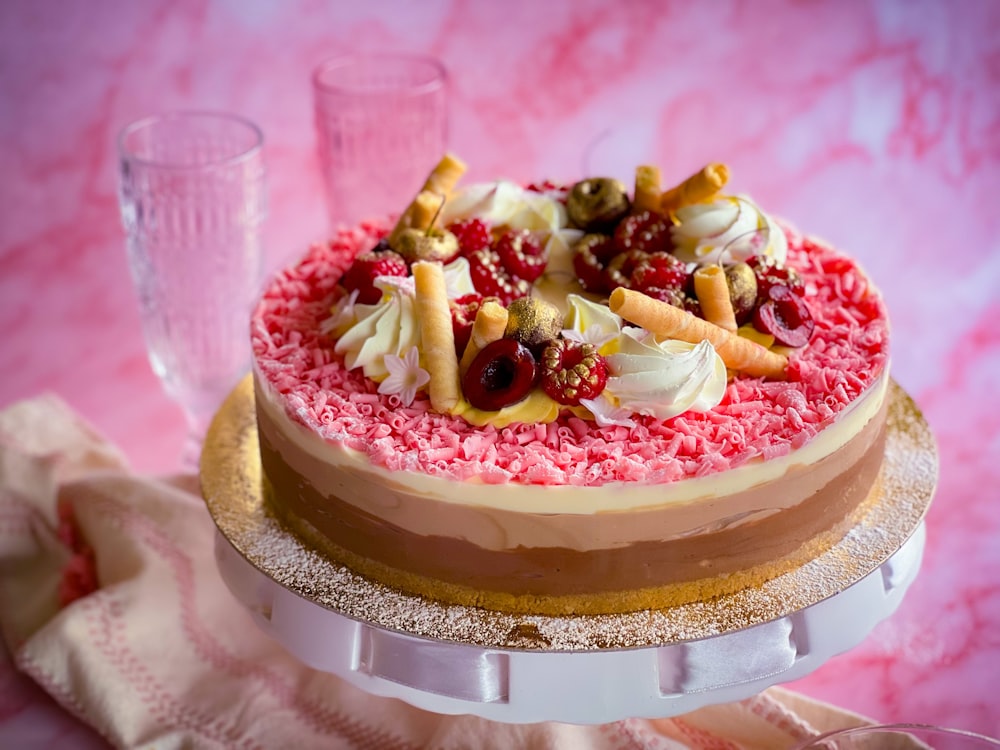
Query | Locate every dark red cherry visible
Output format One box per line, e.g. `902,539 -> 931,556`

462,338 -> 538,411
753,285 -> 815,348
746,255 -> 805,304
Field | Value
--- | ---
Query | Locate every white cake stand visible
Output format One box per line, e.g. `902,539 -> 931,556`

214,522 -> 924,725
201,378 -> 938,725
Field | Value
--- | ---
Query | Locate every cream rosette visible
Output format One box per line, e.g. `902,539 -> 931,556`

333,258 -> 476,381
562,295 -> 727,423
441,180 -> 583,279
671,195 -> 788,267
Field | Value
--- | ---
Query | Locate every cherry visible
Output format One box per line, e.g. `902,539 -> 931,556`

753,285 -> 815,347
462,338 -> 538,411
746,255 -> 804,304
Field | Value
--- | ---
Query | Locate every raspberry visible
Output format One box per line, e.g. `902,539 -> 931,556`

525,180 -> 569,202
450,293 -> 484,356
448,218 -> 492,256
631,252 -> 689,294
613,211 -> 673,255
571,234 -> 616,294
605,250 -> 648,291
526,179 -> 560,193
642,286 -> 688,309
494,229 -> 547,283
746,255 -> 804,304
340,249 -> 408,305
467,247 -> 530,306
540,339 -> 609,406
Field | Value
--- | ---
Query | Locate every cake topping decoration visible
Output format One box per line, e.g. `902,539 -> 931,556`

605,335 -> 725,420
254,204 -> 889,485
671,196 -> 788,266
566,177 -> 631,231
461,338 -> 538,412
393,225 -> 460,265
609,287 -> 788,379
693,265 -> 739,333
412,261 -> 462,413
723,261 -> 759,324
458,299 -> 509,375
376,346 -> 430,407
319,156 -> 853,429
632,164 -> 662,214
504,297 -> 562,350
659,162 -> 730,215
540,339 -> 609,407
339,248 -> 408,305
753,284 -> 816,348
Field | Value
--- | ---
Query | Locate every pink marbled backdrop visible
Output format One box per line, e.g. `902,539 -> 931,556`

1,0 -> 998,745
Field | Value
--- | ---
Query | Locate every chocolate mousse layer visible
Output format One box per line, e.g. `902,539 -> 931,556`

257,401 -> 888,613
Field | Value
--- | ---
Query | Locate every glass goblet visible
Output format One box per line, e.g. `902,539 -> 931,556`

791,723 -> 1000,749
312,53 -> 448,231
117,111 -> 267,469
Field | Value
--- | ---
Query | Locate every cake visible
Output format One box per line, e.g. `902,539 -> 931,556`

251,156 -> 890,616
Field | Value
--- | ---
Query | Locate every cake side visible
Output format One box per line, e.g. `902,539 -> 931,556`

256,379 -> 888,614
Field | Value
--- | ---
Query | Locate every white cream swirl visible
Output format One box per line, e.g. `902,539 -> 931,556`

562,296 -> 727,421
334,258 -> 476,381
441,180 -> 567,233
605,334 -> 727,420
441,181 -> 581,283
671,194 -> 787,266
562,294 -> 623,349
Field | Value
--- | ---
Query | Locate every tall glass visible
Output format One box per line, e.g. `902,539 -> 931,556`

117,111 -> 266,468
312,53 -> 447,230
791,723 -> 1000,749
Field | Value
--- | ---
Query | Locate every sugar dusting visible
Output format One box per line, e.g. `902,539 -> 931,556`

200,379 -> 937,652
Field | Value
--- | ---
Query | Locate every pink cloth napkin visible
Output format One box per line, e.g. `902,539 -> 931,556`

0,394 -> 876,749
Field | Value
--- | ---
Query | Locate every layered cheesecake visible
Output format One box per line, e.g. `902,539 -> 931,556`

251,157 -> 890,615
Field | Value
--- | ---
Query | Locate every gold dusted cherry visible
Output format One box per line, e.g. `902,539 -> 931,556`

393,227 -> 460,265
504,297 -> 563,349
566,178 -> 631,232
725,261 -> 759,324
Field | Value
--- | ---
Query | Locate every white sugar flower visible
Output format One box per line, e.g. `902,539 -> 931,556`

320,288 -> 360,335
579,396 -> 636,428
377,346 -> 430,406
562,324 -> 618,349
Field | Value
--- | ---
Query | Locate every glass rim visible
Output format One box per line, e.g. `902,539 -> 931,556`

312,52 -> 447,97
796,722 -> 1000,747
117,110 -> 264,171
